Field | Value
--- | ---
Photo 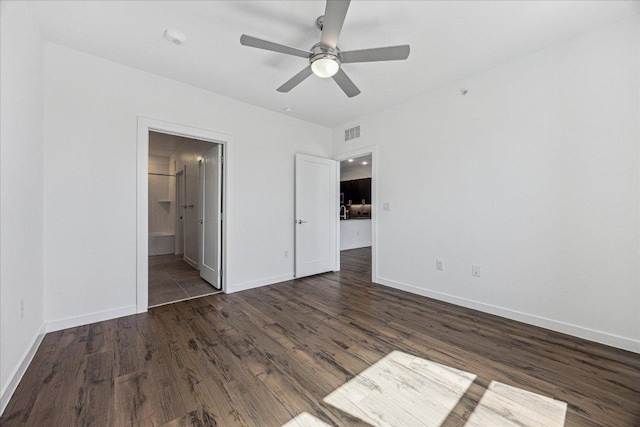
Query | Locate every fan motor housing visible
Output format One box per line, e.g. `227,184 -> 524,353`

310,42 -> 341,66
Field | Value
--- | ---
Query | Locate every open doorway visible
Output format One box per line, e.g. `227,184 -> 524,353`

147,131 -> 222,307
339,153 -> 372,274
335,147 -> 377,282
137,118 -> 231,313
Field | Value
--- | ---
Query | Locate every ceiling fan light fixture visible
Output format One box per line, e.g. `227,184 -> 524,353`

239,0 -> 410,97
311,55 -> 340,78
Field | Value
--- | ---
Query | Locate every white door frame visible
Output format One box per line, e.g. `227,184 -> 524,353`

137,117 -> 233,313
334,145 -> 378,283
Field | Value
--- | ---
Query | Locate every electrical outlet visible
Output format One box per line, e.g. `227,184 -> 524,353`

472,264 -> 481,277
284,250 -> 288,259
20,299 -> 24,319
436,259 -> 444,271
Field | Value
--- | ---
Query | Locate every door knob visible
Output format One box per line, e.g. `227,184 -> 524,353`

198,219 -> 203,224
296,219 -> 308,224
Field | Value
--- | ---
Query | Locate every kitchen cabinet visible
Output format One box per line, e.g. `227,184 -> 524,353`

340,180 -> 354,205
340,178 -> 371,205
358,178 -> 371,204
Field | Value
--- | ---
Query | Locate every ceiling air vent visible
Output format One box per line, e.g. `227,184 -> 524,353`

344,125 -> 361,142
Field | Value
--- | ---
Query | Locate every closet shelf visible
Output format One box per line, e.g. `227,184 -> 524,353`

157,200 -> 172,203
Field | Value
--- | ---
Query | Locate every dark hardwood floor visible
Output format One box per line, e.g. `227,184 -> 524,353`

1,248 -> 638,426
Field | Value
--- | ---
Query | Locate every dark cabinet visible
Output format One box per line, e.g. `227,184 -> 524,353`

340,178 -> 371,205
358,179 -> 371,204
341,180 -> 354,205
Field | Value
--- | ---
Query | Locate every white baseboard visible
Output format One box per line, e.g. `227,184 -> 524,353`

45,305 -> 137,333
183,256 -> 198,270
0,324 -> 46,416
228,274 -> 294,293
375,276 -> 640,353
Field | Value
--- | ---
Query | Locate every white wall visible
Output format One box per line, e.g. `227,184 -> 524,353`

341,219 -> 372,251
148,155 -> 172,235
0,1 -> 45,408
332,17 -> 640,351
341,165 -> 372,181
43,42 -> 331,326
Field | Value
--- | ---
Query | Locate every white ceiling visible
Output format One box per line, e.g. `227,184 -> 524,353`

148,131 -> 188,158
341,153 -> 372,175
32,1 -> 638,128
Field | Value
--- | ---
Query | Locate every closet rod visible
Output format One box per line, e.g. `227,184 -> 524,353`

148,173 -> 176,177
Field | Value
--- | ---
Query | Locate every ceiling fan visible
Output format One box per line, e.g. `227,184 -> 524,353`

240,0 -> 410,98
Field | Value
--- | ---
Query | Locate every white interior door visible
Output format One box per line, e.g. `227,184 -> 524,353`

175,171 -> 185,255
295,153 -> 338,278
184,164 -> 199,267
199,145 -> 222,288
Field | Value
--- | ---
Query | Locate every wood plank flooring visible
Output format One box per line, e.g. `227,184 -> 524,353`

1,248 -> 639,426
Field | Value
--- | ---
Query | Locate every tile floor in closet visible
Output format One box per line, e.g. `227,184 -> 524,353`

148,254 -> 219,307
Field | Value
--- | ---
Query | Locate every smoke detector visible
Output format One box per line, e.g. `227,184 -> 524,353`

164,29 -> 186,45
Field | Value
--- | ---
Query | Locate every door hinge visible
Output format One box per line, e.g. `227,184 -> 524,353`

219,212 -> 224,221
220,156 -> 224,165
219,269 -> 223,277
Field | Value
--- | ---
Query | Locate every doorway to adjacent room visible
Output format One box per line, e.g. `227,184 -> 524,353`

147,132 -> 222,307
137,118 -> 232,313
335,146 -> 378,282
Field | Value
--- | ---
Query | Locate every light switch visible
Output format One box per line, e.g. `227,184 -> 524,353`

472,264 -> 481,277
383,202 -> 391,211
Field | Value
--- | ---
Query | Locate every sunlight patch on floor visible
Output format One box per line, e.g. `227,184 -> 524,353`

281,412 -> 332,427
465,380 -> 567,427
322,350 -> 477,427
